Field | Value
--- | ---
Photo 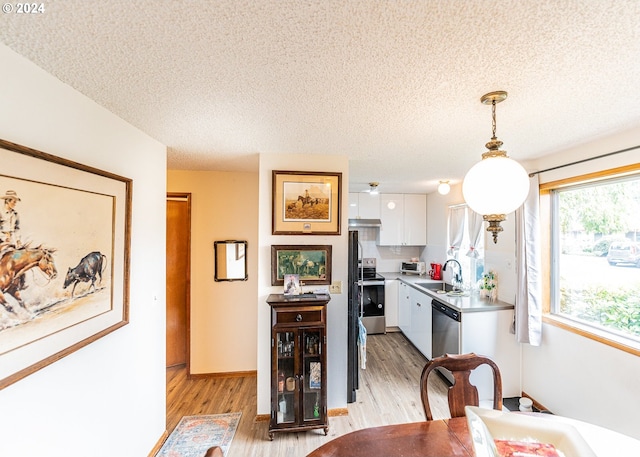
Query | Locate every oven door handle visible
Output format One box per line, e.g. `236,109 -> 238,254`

358,280 -> 385,286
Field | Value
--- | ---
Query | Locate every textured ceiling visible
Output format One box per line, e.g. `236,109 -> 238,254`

1,0 -> 639,193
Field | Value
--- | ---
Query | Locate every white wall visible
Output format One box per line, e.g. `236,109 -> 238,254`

522,126 -> 640,439
167,170 -> 259,373
257,154 -> 349,415
0,44 -> 167,456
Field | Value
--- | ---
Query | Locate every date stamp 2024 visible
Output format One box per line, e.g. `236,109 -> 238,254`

2,3 -> 46,14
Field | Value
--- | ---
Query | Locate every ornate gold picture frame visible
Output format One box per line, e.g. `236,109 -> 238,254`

272,170 -> 341,235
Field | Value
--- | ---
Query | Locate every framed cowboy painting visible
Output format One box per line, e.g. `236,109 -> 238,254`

0,139 -> 131,389
272,170 -> 342,235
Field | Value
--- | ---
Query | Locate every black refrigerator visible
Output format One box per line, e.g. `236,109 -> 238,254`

347,230 -> 360,403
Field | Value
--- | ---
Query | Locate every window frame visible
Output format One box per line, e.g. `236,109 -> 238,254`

540,163 -> 640,356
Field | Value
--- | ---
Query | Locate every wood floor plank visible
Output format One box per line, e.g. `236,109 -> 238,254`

164,332 -> 450,457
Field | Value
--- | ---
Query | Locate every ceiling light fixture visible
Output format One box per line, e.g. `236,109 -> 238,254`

437,180 -> 450,195
462,91 -> 529,243
368,182 -> 379,195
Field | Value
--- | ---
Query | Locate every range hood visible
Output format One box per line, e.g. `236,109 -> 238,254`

348,218 -> 382,228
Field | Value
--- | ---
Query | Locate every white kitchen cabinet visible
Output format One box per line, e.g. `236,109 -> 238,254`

398,283 -> 432,359
403,194 -> 427,245
461,309 -> 520,400
384,279 -> 399,328
397,281 -> 411,336
378,193 -> 426,246
409,286 -> 431,358
348,192 -> 380,219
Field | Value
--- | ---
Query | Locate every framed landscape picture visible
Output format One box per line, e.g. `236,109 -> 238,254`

272,170 -> 341,235
271,245 -> 332,286
0,139 -> 131,389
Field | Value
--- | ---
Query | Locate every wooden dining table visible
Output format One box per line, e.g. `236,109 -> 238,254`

306,412 -> 640,457
306,417 -> 474,457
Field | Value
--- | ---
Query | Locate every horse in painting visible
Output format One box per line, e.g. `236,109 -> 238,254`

0,244 -> 57,313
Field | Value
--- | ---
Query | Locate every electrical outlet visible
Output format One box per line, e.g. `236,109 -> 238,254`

329,281 -> 342,294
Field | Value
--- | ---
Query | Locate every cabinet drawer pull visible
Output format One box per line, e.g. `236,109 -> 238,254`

296,314 -> 303,322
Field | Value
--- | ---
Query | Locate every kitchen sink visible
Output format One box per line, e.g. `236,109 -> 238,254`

415,282 -> 455,292
446,290 -> 468,297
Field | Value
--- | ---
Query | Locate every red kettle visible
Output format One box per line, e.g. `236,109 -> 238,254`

429,263 -> 442,280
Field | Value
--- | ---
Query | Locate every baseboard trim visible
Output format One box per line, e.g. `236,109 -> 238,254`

189,370 -> 257,379
148,430 -> 168,457
255,407 -> 348,422
521,391 -> 552,413
329,407 -> 348,417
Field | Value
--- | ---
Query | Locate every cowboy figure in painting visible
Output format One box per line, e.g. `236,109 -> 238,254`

0,190 -> 21,247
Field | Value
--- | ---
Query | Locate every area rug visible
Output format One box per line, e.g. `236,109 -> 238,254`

156,412 -> 242,457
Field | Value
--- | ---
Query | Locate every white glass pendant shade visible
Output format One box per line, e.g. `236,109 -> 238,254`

437,181 -> 451,195
462,155 -> 529,215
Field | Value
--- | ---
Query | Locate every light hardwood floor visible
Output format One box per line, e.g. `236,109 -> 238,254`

165,332 -> 450,457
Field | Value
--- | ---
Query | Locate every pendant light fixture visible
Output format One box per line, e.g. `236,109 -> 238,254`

368,182 -> 379,195
462,91 -> 529,243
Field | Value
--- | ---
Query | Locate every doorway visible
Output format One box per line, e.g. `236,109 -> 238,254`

166,193 -> 191,368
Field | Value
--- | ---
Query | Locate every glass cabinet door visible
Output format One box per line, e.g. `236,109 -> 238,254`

275,331 -> 295,424
302,328 -> 323,422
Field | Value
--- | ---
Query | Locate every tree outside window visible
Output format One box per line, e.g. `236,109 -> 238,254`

552,175 -> 640,340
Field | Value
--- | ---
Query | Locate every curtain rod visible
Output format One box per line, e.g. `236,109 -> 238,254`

528,145 -> 640,177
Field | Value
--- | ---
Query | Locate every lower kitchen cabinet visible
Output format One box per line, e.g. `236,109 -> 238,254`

461,309 -> 520,399
397,280 -> 519,400
409,286 -> 432,358
398,282 -> 432,359
384,279 -> 399,328
266,294 -> 329,440
398,282 -> 412,336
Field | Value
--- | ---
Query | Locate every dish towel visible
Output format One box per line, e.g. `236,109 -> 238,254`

358,317 -> 367,369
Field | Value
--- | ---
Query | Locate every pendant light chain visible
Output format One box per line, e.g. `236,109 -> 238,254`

464,90 -> 530,243
491,100 -> 497,140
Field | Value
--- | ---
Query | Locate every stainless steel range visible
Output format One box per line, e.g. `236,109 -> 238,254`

358,258 -> 386,334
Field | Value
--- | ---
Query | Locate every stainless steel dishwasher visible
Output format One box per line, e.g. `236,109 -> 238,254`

431,299 -> 461,384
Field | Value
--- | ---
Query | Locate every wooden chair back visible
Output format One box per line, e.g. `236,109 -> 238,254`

420,353 -> 502,420
204,446 -> 224,457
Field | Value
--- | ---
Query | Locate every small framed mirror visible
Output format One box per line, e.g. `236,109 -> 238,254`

214,240 -> 248,282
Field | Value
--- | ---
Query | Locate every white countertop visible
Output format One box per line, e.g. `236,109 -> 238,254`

378,271 -> 514,313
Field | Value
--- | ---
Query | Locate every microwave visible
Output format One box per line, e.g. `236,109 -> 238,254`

401,261 -> 426,275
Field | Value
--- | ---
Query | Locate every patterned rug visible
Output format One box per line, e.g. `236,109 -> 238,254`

157,412 -> 242,457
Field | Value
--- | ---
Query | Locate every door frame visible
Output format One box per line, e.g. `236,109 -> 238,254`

166,192 -> 191,373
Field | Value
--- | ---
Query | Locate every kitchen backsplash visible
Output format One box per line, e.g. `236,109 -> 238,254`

354,227 -> 423,272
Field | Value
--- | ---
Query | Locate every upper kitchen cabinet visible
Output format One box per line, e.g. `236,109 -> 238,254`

348,192 -> 380,219
378,194 -> 426,246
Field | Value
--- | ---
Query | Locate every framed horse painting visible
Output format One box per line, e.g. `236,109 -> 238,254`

270,244 -> 332,286
0,139 -> 131,390
272,170 -> 342,235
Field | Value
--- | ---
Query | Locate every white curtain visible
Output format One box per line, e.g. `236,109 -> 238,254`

466,209 -> 483,258
515,174 -> 542,345
447,206 -> 466,256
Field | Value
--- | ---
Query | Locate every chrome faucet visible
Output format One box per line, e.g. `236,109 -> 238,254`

443,259 -> 463,290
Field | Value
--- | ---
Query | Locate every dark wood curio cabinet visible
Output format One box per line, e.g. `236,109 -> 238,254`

266,294 -> 329,440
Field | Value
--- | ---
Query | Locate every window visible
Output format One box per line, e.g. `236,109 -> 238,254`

545,167 -> 640,347
446,205 -> 484,290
